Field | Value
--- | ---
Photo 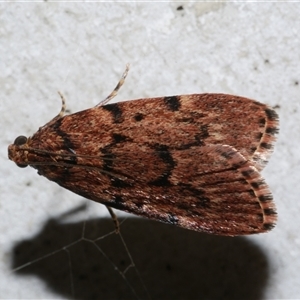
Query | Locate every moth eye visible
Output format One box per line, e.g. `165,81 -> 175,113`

16,163 -> 28,168
14,135 -> 28,146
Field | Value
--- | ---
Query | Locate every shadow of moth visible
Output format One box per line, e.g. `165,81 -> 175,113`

8,66 -> 279,236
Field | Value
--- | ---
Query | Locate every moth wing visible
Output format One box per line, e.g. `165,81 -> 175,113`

31,94 -> 278,171
111,94 -> 279,171
14,93 -> 278,236
49,144 -> 276,236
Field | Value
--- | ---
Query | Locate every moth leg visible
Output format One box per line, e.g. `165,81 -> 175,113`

96,64 -> 130,107
106,205 -> 120,234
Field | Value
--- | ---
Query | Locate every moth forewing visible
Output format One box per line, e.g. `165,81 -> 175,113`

8,76 -> 279,236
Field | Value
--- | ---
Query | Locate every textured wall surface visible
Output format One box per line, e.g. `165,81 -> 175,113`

0,2 -> 299,299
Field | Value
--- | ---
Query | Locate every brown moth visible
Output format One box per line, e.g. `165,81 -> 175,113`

8,66 -> 279,236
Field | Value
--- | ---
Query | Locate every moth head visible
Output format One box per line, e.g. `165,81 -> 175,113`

8,135 -> 29,168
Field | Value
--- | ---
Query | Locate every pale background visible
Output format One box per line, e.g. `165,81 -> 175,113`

0,2 -> 299,299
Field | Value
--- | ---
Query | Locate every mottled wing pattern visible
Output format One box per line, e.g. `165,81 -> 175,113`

8,94 -> 279,236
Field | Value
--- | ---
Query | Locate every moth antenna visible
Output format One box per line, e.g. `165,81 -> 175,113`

38,91 -> 67,129
57,91 -> 67,117
97,64 -> 130,107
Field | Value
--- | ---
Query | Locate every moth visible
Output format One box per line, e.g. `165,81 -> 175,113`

8,66 -> 279,236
